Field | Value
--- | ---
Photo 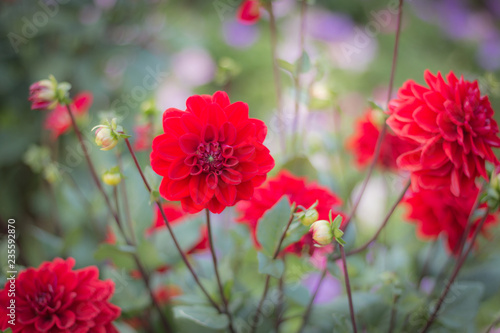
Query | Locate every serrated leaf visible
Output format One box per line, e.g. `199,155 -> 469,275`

257,252 -> 285,279
174,305 -> 229,330
256,197 -> 292,257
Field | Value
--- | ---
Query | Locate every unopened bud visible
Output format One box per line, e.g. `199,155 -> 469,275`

102,168 -> 122,186
310,220 -> 333,246
28,75 -> 71,110
301,209 -> 319,227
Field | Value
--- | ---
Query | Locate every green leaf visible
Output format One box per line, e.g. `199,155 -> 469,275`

137,241 -> 164,271
152,216 -> 204,265
174,305 -> 229,330
296,51 -> 311,73
282,156 -> 318,181
94,243 -> 136,270
257,252 -> 285,279
256,197 -> 292,257
332,214 -> 343,229
277,59 -> 295,74
368,100 -> 384,111
280,221 -> 309,250
435,281 -> 484,331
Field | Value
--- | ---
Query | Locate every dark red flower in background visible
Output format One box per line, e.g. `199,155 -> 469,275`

0,258 -> 120,332
237,170 -> 344,256
133,123 -> 153,152
44,92 -> 93,139
387,71 -> 500,196
404,186 -> 497,255
347,109 -> 418,170
237,0 -> 261,25
151,91 -> 274,214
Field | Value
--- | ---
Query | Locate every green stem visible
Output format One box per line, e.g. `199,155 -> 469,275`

205,209 -> 236,333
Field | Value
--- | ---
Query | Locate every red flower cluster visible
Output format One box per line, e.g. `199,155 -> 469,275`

237,0 -> 261,25
237,171 -> 344,256
348,109 -> 418,170
404,187 -> 497,254
0,258 -> 120,332
387,71 -> 500,196
151,91 -> 274,214
44,92 -> 93,139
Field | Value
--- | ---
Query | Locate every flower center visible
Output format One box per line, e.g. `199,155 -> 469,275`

187,141 -> 238,177
197,142 -> 224,173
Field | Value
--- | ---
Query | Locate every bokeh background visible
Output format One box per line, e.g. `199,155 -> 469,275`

1,0 -> 500,331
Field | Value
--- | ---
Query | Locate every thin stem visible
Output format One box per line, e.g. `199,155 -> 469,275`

267,1 -> 286,152
388,294 -> 400,333
429,182 -> 485,296
205,210 -> 236,333
291,0 -> 307,151
485,313 -> 500,333
275,264 -> 286,332
297,266 -> 328,333
124,138 -> 222,312
340,246 -> 358,333
298,3 -> 405,330
250,212 -> 296,333
116,150 -> 137,244
343,0 -> 404,231
66,105 -> 173,332
417,240 -> 438,287
335,180 -> 410,259
420,209 -> 491,333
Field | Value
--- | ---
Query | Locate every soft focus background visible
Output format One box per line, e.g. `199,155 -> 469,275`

1,0 -> 500,332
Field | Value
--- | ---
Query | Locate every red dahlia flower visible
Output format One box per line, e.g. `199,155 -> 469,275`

387,70 -> 500,196
404,186 -> 497,255
348,109 -> 418,170
237,0 -> 261,25
237,171 -> 344,256
151,91 -> 274,214
0,258 -> 120,332
44,92 -> 93,140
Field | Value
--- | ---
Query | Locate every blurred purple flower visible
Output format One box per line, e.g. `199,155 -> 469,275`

222,20 -> 259,49
302,272 -> 342,304
419,277 -> 435,295
477,35 -> 500,71
307,9 -> 355,43
171,48 -> 215,87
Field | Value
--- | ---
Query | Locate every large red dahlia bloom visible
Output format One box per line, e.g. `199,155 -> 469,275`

387,70 -> 500,196
348,109 -> 418,170
44,92 -> 93,140
151,91 -> 275,214
404,187 -> 497,255
237,171 -> 344,256
0,258 -> 120,332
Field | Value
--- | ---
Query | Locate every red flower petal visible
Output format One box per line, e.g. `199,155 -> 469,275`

215,182 -> 237,206
179,133 -> 200,154
168,157 -> 191,180
189,174 -> 214,205
221,168 -> 242,185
